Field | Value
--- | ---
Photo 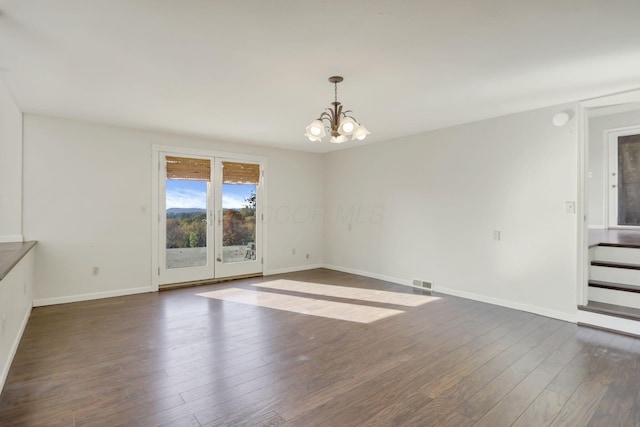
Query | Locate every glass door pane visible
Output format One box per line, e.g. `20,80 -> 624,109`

166,179 -> 208,268
216,160 -> 262,278
222,182 -> 257,263
160,155 -> 214,284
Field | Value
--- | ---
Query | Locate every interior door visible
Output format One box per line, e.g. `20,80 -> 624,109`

159,154 -> 214,284
214,159 -> 262,278
608,128 -> 640,227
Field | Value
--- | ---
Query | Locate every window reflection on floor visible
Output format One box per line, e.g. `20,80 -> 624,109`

196,280 -> 439,323
253,280 -> 439,307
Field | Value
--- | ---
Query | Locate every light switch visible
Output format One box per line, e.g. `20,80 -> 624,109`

565,202 -> 576,214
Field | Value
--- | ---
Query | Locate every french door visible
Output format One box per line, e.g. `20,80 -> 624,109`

157,152 -> 262,285
608,126 -> 640,228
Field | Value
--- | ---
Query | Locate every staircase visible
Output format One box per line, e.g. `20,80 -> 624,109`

578,242 -> 640,335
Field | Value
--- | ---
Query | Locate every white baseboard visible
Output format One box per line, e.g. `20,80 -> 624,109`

588,225 -> 606,229
322,264 -> 576,323
33,286 -> 155,307
0,235 -> 24,243
0,305 -> 31,393
264,264 -> 324,276
322,264 -> 411,287
434,285 -> 577,323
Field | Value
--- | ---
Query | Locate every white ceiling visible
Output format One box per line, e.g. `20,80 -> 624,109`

1,0 -> 640,153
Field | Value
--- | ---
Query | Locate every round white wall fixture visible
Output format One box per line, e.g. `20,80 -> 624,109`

552,112 -> 570,127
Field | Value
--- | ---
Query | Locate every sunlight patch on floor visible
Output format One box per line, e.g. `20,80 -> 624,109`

196,287 -> 404,323
252,279 -> 440,307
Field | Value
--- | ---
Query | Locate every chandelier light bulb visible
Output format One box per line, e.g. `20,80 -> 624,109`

305,121 -> 326,139
338,117 -> 356,135
309,120 -> 324,136
352,124 -> 370,141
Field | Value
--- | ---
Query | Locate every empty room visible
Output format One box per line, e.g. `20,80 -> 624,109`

2,1 -> 640,425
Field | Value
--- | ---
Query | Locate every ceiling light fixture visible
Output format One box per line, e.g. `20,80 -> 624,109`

305,76 -> 370,144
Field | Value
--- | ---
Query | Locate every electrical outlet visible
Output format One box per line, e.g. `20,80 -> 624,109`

292,248 -> 296,255
306,254 -> 310,259
493,230 -> 501,241
92,266 -> 99,276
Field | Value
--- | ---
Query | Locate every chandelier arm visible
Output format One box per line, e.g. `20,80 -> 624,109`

342,112 -> 359,122
318,111 -> 336,132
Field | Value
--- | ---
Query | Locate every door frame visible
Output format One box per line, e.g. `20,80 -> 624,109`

579,88 -> 640,307
151,144 -> 267,290
606,125 -> 640,229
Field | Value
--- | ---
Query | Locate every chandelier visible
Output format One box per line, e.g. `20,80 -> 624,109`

304,76 -> 370,144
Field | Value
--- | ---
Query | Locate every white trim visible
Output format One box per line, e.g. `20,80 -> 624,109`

152,144 -> 265,163
588,225 -> 606,229
264,264 -> 324,276
434,285 -> 577,323
0,235 -> 23,243
577,310 -> 640,336
33,286 -> 154,307
151,148 -> 159,290
0,305 -> 31,393
601,128 -> 608,228
581,88 -> 640,108
577,103 -> 588,307
322,264 -> 411,287
588,102 -> 640,118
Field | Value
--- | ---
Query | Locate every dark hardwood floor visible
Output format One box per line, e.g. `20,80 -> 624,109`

1,268 -> 639,426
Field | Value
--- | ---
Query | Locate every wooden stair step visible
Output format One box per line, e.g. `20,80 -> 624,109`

591,260 -> 640,270
588,280 -> 640,293
578,301 -> 640,322
597,242 -> 640,249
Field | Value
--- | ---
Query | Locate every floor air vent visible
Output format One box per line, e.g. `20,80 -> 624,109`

412,279 -> 432,290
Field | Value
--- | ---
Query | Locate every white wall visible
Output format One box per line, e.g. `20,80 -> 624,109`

324,104 -> 579,321
587,109 -> 640,227
0,80 -> 23,242
0,248 -> 34,392
23,115 -> 323,305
